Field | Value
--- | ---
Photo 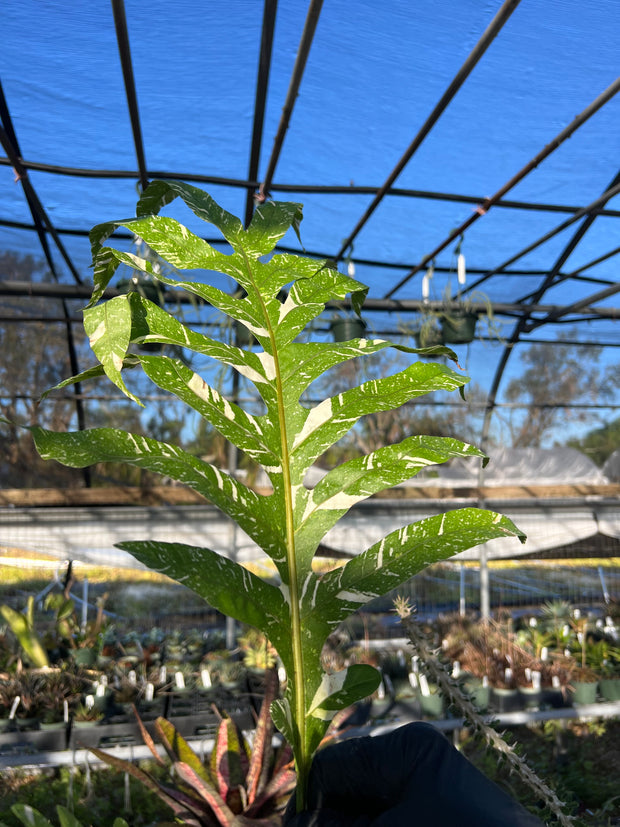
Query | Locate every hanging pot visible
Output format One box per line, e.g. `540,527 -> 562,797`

440,312 -> 477,344
331,317 -> 367,342
414,325 -> 444,349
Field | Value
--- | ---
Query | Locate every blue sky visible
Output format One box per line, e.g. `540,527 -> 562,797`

1,1 -> 619,448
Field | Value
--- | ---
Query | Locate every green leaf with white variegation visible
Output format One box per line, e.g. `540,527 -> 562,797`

32,182 -> 527,809
269,698 -> 296,750
38,358 -> 139,402
308,665 -> 382,721
268,257 -> 367,347
312,509 -> 526,627
30,426 -> 286,566
136,180 -> 247,248
294,436 -> 487,546
88,293 -> 281,408
117,540 -> 289,654
8,805 -> 54,827
287,361 -> 470,474
245,199 -> 304,257
83,296 -> 140,403
89,237 -> 241,310
56,806 -> 85,827
137,354 -> 279,466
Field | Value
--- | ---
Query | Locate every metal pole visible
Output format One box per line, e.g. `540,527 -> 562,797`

480,545 -> 490,621
81,577 -> 89,634
459,564 -> 466,617
598,565 -> 611,605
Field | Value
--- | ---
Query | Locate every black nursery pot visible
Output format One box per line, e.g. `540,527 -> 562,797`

331,317 -> 367,341
440,312 -> 477,344
491,687 -> 522,713
415,326 -> 444,349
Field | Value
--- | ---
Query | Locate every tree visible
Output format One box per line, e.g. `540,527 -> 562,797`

0,252 -> 83,487
568,415 -> 620,467
502,333 -> 617,448
0,250 -> 204,488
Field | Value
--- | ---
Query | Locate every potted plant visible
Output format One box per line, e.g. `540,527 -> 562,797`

463,675 -> 490,712
600,665 -> 620,702
72,698 -> 105,728
44,591 -> 108,669
31,182 -> 524,809
569,614 -> 600,705
416,674 -> 445,718
409,283 -> 500,349
0,597 -> 50,669
330,313 -> 367,342
239,629 -> 278,673
410,313 -> 444,350
570,666 -> 599,705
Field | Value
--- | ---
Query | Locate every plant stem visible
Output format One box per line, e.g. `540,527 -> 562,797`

268,317 -> 309,810
242,248 -> 310,806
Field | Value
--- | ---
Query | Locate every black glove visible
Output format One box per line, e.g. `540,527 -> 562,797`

284,722 -> 545,826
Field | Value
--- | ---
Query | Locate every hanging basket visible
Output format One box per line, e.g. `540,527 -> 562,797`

331,317 -> 367,342
440,312 -> 477,344
414,325 -> 444,349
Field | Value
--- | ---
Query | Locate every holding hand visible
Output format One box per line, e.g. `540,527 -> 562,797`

284,722 -> 544,826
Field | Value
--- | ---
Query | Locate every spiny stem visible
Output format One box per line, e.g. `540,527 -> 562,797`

402,615 -> 574,826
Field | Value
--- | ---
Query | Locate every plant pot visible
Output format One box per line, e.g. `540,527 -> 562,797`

70,720 -> 139,751
415,326 -> 444,349
600,678 -> 620,702
418,691 -> 444,718
491,687 -> 521,713
136,699 -> 165,721
541,687 -> 566,709
518,687 -> 542,711
39,722 -> 70,750
15,717 -> 40,732
571,680 -> 598,705
331,317 -> 367,342
71,647 -> 98,668
463,677 -> 490,711
0,724 -> 68,753
440,312 -> 477,344
393,677 -> 416,700
470,685 -> 491,712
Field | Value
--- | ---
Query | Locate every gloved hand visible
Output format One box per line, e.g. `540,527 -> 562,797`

284,722 -> 545,826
